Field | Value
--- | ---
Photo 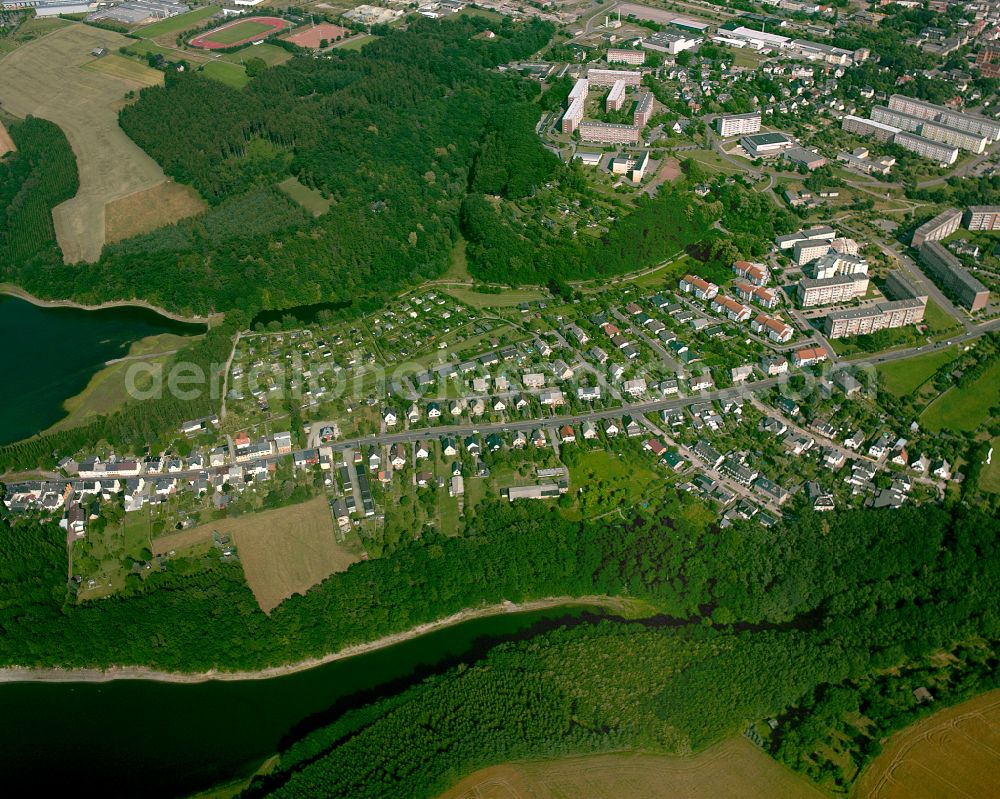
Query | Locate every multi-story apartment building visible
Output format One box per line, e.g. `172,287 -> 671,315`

911,207 -> 962,247
607,48 -> 645,65
793,238 -> 832,265
560,78 -> 588,134
633,92 -> 654,128
964,205 -> 1000,231
884,270 -> 928,303
577,121 -> 641,144
606,79 -> 626,112
679,274 -> 719,300
587,68 -> 642,87
892,131 -> 959,165
716,112 -> 761,137
711,295 -> 752,322
797,274 -> 869,307
750,313 -> 793,343
842,114 -> 899,143
919,242 -> 990,311
734,281 -> 779,309
870,106 -> 987,153
887,94 -> 1000,141
824,299 -> 926,338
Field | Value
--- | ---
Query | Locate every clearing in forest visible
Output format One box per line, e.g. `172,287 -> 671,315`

854,688 -> 1000,799
105,182 -> 205,244
152,496 -> 361,613
0,24 -> 195,263
438,738 -> 826,799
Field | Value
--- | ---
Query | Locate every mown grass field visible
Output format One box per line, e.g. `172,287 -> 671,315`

277,176 -> 332,217
440,285 -> 547,308
134,5 -> 218,39
854,688 -> 1000,799
0,15 -> 69,57
920,358 -> 1000,433
205,20 -> 275,45
438,738 -> 826,799
81,53 -> 162,84
979,436 -> 1000,493
878,346 -> 957,397
200,59 -> 248,89
153,496 -> 362,613
335,33 -> 378,51
220,42 -> 292,67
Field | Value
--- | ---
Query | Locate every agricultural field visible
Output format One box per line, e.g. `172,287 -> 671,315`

277,176 -> 332,217
0,14 -> 69,57
877,346 -> 957,397
0,119 -> 13,156
854,688 -> 1000,799
105,181 -> 205,244
920,359 -> 1000,433
438,738 -> 826,799
80,53 -> 162,84
152,497 -> 362,613
0,23 -> 177,263
979,436 -> 1000,493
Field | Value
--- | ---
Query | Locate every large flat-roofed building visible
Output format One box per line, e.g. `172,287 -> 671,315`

870,106 -> 988,153
587,68 -> 642,87
837,147 -> 895,176
641,29 -> 701,55
842,114 -> 900,143
911,207 -> 962,247
885,270 -> 928,303
741,131 -> 795,159
887,94 -> 1000,142
725,26 -> 791,50
893,131 -> 959,165
965,206 -> 1000,231
578,121 -> 641,144
607,48 -> 645,65
790,38 -> 860,65
560,78 -> 588,134
797,274 -> 869,307
783,146 -> 827,170
606,79 -> 627,112
776,226 -> 836,250
633,92 -> 654,127
824,299 -> 926,338
919,241 -> 990,311
717,112 -> 761,137
505,482 -> 567,501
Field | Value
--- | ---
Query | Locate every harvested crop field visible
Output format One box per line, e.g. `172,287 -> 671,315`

0,24 -> 172,263
854,688 -> 1000,799
283,23 -> 349,48
438,738 -> 826,799
0,121 -> 15,156
152,497 -> 361,613
105,182 -> 205,244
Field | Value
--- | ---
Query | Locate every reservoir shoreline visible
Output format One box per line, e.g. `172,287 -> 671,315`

0,595 -> 628,685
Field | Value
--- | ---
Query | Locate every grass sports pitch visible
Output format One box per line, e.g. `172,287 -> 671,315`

189,17 -> 288,49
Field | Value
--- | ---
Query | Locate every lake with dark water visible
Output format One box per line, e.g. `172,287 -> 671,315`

0,606 -> 611,798
0,295 -> 205,445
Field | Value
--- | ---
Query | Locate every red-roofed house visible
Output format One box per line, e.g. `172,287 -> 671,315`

644,438 -> 667,457
710,295 -> 752,322
733,260 -> 770,286
751,313 -> 794,343
679,274 -> 719,300
792,346 -> 828,367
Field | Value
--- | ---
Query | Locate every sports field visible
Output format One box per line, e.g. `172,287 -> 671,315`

0,24 -> 180,263
189,16 -> 288,49
854,688 -> 1000,799
920,358 -> 1000,433
283,23 -> 349,48
438,738 -> 826,799
152,496 -> 361,613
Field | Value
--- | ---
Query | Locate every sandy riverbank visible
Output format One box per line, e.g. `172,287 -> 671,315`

0,595 -> 631,685
0,283 -> 217,326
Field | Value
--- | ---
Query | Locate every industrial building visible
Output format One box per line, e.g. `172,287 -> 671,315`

722,26 -> 792,51
887,94 -> 1000,142
641,29 -> 702,55
797,274 -> 869,307
911,208 -> 962,247
964,206 -> 1000,231
919,242 -> 990,311
824,300 -> 926,339
716,112 -> 761,137
607,48 -> 645,65
790,39 -> 866,66
633,92 -> 654,128
87,0 -> 187,23
578,121 -> 641,144
587,69 -> 643,87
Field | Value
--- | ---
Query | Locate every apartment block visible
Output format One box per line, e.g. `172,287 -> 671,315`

892,131 -> 959,165
716,112 -> 761,137
577,121 -> 641,144
842,114 -> 899,143
793,238 -> 832,265
607,48 -> 645,65
824,299 -> 926,339
964,205 -> 1000,231
633,92 -> 654,127
884,270 -> 928,304
560,77 -> 588,134
732,260 -> 769,286
679,274 -> 719,300
751,313 -> 793,343
797,274 -> 869,307
606,79 -> 626,112
911,207 -> 962,247
887,94 -> 1000,141
919,241 -> 990,311
587,68 -> 642,87
870,106 -> 987,153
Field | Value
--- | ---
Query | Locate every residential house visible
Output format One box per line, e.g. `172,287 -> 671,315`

559,424 -> 577,443
390,444 -> 407,470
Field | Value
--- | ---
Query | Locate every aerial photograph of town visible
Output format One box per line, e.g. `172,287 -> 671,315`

1,0 -> 1000,795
